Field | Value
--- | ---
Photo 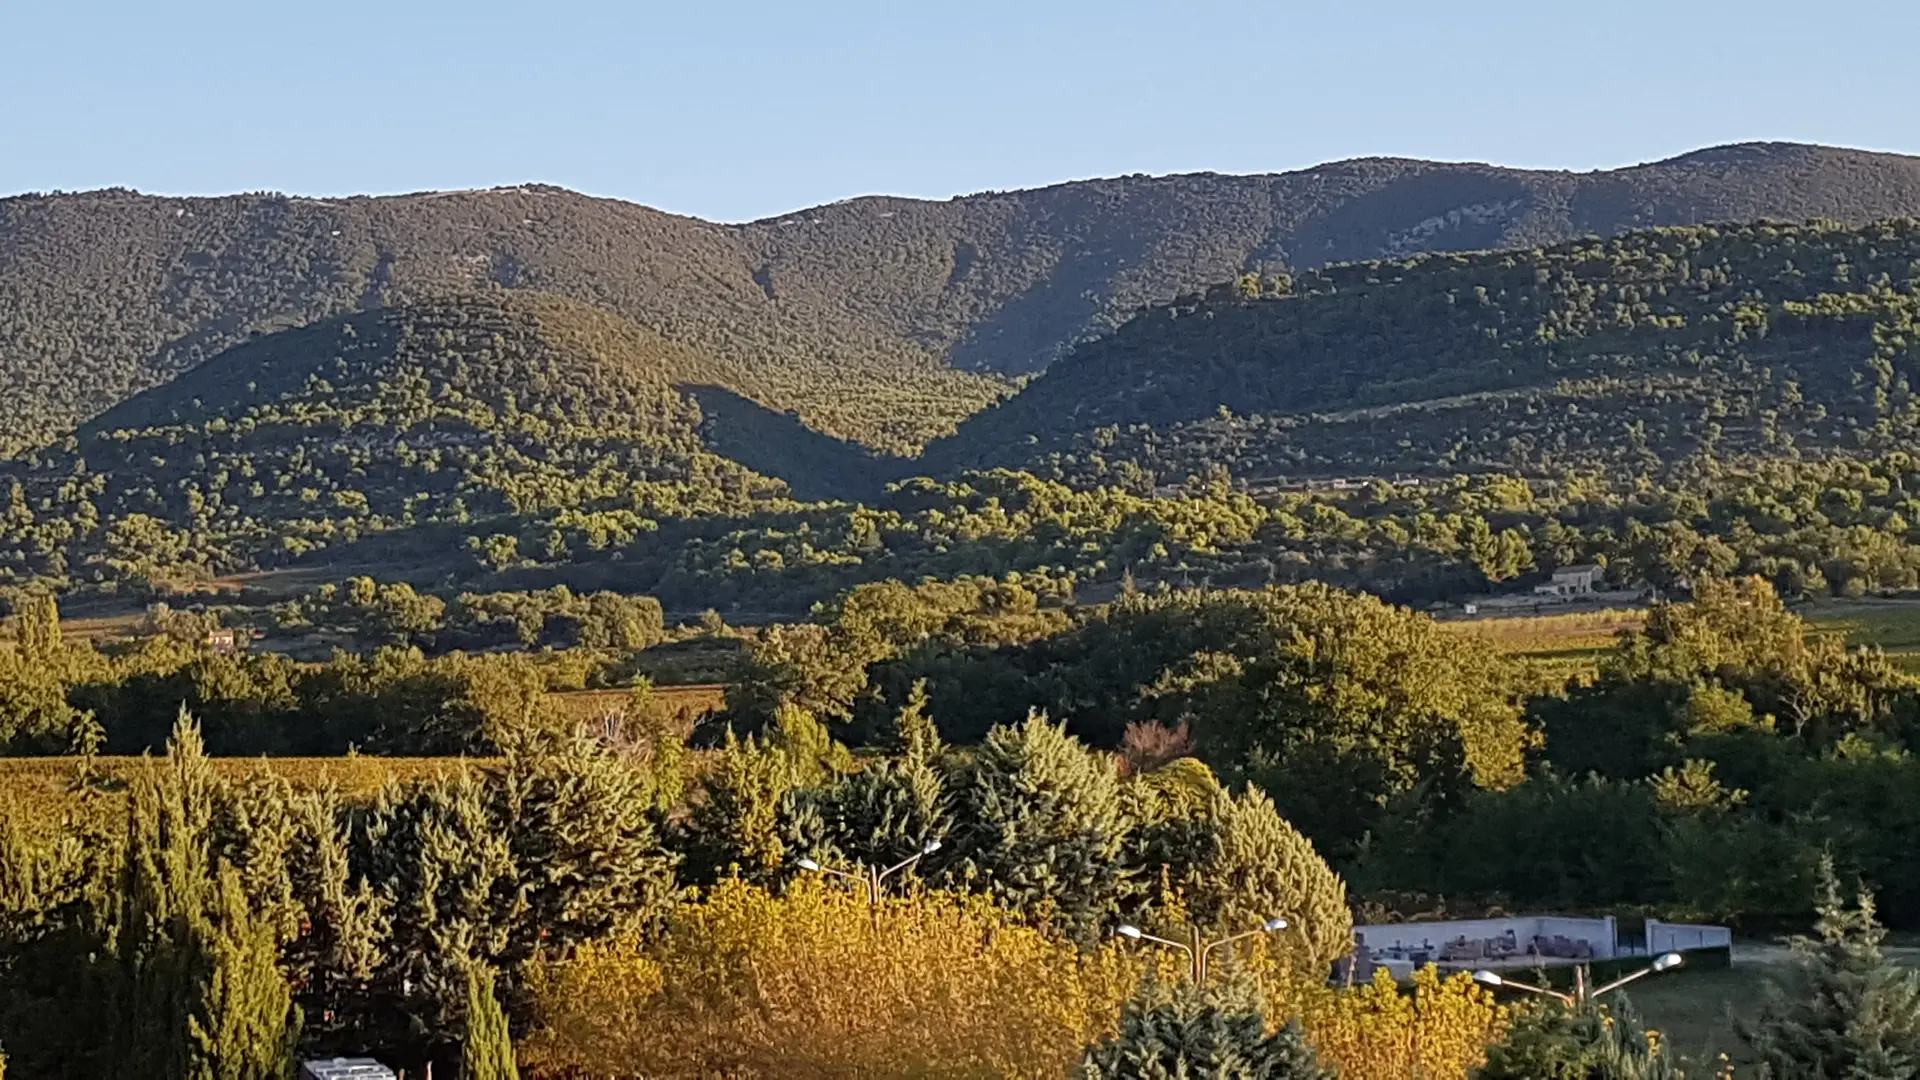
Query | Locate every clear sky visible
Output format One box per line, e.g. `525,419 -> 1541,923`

6,0 -> 1917,223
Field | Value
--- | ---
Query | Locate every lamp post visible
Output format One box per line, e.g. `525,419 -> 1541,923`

796,839 -> 943,907
1472,951 -> 1684,1006
1115,918 -> 1290,983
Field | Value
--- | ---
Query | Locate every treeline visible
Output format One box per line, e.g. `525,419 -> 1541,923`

720,576 -> 1920,933
7,577 -> 1920,1074
0,704 -> 1379,1078
460,454 -> 1920,615
0,596 -> 668,756
271,579 -> 669,652
1361,577 -> 1920,930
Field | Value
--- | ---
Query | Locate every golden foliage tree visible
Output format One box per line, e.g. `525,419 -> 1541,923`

522,877 -> 1150,1079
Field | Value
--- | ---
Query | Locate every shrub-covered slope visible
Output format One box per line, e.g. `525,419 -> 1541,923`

8,142 -> 1920,454
928,218 -> 1920,483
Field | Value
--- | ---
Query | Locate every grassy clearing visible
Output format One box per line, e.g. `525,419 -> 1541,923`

1799,598 -> 1920,672
1445,607 -> 1646,686
1447,598 -> 1920,683
1628,964 -> 1765,1071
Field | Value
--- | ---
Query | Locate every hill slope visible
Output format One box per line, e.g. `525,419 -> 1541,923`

927,218 -> 1920,484
0,292 -> 840,588
8,142 -> 1920,453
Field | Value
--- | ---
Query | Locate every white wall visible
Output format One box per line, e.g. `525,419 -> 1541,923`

1645,919 -> 1732,953
1354,915 -> 1618,959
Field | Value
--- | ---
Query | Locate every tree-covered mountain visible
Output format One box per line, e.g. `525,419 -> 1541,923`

8,142 -> 1920,455
927,218 -> 1920,484
19,221 -> 1920,614
0,292 -> 869,590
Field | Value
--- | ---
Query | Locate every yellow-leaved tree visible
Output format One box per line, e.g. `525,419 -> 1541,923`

523,877 -> 1155,1079
1298,966 -> 1508,1080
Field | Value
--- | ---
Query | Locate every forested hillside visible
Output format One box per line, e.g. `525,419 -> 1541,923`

7,142 -> 1920,455
0,293 -> 821,593
17,222 -> 1920,610
930,218 -> 1920,482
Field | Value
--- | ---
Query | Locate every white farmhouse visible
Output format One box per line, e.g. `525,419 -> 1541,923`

1533,564 -> 1602,599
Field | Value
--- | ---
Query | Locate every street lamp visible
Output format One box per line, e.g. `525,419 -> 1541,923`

1473,952 -> 1684,1006
796,839 -> 943,906
1115,918 -> 1290,982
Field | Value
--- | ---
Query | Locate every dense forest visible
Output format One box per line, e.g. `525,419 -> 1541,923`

7,142 -> 1920,456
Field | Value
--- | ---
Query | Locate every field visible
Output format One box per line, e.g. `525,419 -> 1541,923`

1630,961 -> 1765,1071
1444,607 -> 1647,687
1798,597 -> 1920,672
0,756 -> 474,839
1449,598 -> 1920,681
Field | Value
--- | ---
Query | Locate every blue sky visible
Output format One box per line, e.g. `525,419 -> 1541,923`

6,0 -> 1917,222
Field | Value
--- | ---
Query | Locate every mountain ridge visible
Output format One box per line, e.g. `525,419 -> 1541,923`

8,140 -> 1920,456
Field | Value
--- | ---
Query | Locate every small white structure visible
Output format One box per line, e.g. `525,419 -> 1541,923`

1534,564 -> 1603,598
301,1060 -> 396,1080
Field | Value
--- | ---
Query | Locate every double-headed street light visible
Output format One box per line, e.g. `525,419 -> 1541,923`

796,839 -> 943,907
1115,918 -> 1290,982
1472,951 -> 1684,1006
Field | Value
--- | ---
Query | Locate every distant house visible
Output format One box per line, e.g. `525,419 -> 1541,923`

1533,564 -> 1603,599
205,628 -> 239,655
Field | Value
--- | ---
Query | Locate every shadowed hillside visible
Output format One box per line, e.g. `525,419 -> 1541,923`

7,142 -> 1920,455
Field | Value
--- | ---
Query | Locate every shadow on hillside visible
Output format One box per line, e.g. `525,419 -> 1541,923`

684,385 -> 902,502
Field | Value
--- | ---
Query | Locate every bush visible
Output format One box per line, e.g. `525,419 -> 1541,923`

522,878 -> 1146,1079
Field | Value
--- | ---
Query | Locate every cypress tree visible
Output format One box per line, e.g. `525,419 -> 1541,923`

1080,973 -> 1329,1079
462,963 -> 519,1080
887,678 -> 943,759
190,869 -> 300,1080
111,712 -> 300,1080
1147,786 -> 1353,973
1740,859 -> 1920,1078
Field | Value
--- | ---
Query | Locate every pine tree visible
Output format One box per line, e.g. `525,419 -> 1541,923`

948,713 -> 1135,939
782,743 -> 950,875
1740,859 -> 1920,1078
485,729 -> 681,964
462,963 -> 519,1080
352,769 -> 518,1060
284,789 -> 388,1054
1080,973 -> 1329,1079
1477,996 -> 1682,1080
675,729 -> 796,885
